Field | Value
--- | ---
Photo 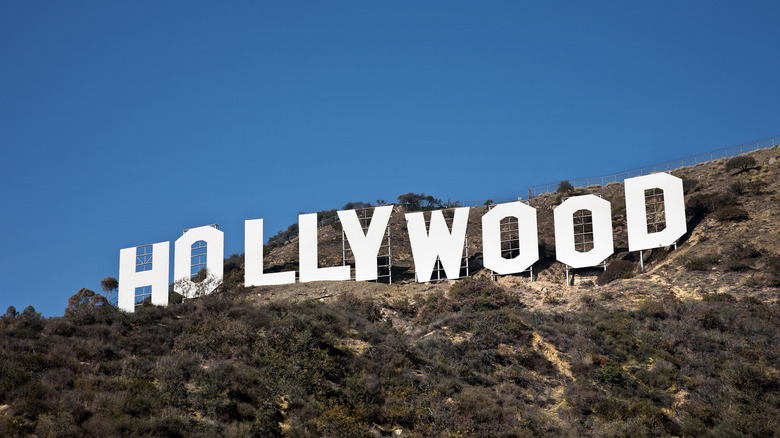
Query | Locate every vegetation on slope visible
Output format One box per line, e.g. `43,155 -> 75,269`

3,147 -> 780,437
1,279 -> 779,437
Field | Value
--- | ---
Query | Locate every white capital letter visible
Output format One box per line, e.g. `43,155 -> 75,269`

482,202 -> 539,275
406,207 -> 470,282
118,242 -> 170,312
554,195 -> 614,268
245,219 -> 296,286
173,225 -> 224,298
625,173 -> 686,252
338,206 -> 393,281
299,213 -> 350,282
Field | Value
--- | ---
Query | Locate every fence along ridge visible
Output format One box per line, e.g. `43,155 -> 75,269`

298,136 -> 780,224
453,135 -> 779,207
524,136 -> 780,199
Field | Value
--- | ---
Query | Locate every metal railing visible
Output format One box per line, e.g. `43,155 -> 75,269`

526,136 -> 780,199
272,135 -> 778,240
454,196 -> 525,207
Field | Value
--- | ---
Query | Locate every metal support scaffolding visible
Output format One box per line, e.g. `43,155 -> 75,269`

644,188 -> 666,233
342,207 -> 393,283
573,208 -> 595,253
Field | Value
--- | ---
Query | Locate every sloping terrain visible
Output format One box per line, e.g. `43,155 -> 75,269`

1,147 -> 779,437
260,145 -> 780,309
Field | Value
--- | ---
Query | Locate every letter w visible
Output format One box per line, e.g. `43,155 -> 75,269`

405,207 -> 469,282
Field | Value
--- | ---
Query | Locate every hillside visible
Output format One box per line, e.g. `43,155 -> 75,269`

1,147 -> 779,437
260,145 -> 780,309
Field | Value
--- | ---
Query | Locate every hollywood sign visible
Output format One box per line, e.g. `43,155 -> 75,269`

117,173 -> 685,312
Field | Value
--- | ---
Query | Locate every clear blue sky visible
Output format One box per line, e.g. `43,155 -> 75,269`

1,1 -> 779,316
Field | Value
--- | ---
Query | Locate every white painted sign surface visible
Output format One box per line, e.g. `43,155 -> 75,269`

406,207 -> 470,282
117,173 -> 688,312
481,201 -> 539,275
118,242 -> 170,312
245,219 -> 296,286
338,205 -> 393,281
625,173 -> 686,252
173,225 -> 224,298
554,195 -> 614,269
299,213 -> 351,282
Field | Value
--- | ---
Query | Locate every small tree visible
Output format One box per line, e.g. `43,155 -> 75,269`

557,181 -> 574,194
342,201 -> 372,210
725,156 -> 756,174
15,305 -> 43,334
65,288 -> 111,325
1,306 -> 18,326
397,192 -> 443,211
100,276 -> 119,306
66,288 -> 108,315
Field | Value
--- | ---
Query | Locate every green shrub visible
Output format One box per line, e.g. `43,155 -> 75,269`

686,194 -> 712,217
316,405 -> 372,437
723,243 -> 760,272
543,291 -> 563,305
342,201 -> 372,210
595,363 -> 624,385
685,255 -> 719,271
265,223 -> 299,251
34,411 -> 78,438
396,192 -> 443,211
725,155 -> 756,174
729,181 -> 746,195
66,288 -> 108,315
701,292 -> 736,303
3,249 -> 780,437
557,180 -> 574,194
686,192 -> 737,218
416,278 -> 520,319
730,179 -> 768,197
714,205 -> 749,222
682,178 -> 699,194
746,179 -> 768,195
1,305 -> 18,327
448,278 -> 516,311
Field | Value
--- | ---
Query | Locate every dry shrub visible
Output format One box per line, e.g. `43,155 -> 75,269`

714,205 -> 749,222
723,243 -> 760,272
597,260 -> 635,285
685,255 -> 719,271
